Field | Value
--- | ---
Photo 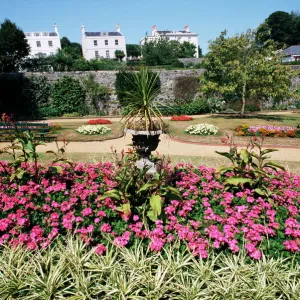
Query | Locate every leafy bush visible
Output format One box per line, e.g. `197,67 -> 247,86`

38,106 -> 61,117
206,98 -> 225,113
87,119 -> 112,125
115,70 -> 161,107
185,123 -> 219,135
76,124 -> 111,135
245,103 -> 261,112
51,76 -> 86,116
171,115 -> 194,121
180,99 -> 210,115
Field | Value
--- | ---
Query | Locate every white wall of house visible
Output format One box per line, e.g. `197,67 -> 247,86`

81,24 -> 127,60
140,25 -> 199,57
25,24 -> 61,56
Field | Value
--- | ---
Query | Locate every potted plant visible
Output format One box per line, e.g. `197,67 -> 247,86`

122,67 -> 166,170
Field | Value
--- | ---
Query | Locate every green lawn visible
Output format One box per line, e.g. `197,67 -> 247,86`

167,113 -> 300,145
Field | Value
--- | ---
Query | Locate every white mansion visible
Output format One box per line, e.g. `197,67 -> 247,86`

140,25 -> 199,57
81,24 -> 127,60
24,24 -> 61,57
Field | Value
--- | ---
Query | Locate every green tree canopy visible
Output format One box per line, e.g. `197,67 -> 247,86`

141,38 -> 196,65
0,19 -> 30,72
256,11 -> 300,47
201,30 -> 293,115
60,36 -> 82,59
126,44 -> 141,57
115,50 -> 125,61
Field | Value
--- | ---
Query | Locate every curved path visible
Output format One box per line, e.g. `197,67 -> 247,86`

2,134 -> 295,162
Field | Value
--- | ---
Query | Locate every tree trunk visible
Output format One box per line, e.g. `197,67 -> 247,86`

241,79 -> 247,116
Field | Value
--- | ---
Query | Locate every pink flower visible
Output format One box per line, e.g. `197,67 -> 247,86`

95,244 -> 106,255
100,223 -> 111,233
82,207 -> 93,217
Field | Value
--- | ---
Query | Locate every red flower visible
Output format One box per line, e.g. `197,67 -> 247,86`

171,115 -> 194,121
87,119 -> 112,125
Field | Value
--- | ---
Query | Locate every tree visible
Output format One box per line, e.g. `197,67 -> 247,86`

201,30 -> 293,115
198,46 -> 203,57
115,50 -> 125,61
141,38 -> 181,65
178,41 -> 196,58
0,19 -> 30,72
60,36 -> 82,59
256,11 -> 300,47
126,44 -> 141,58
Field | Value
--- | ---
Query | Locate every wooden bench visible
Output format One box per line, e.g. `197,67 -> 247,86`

0,122 -> 50,140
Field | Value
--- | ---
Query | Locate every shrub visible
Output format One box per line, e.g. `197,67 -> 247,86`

206,98 -> 225,113
76,124 -> 111,135
171,115 -> 194,121
185,123 -> 218,135
51,76 -> 86,116
87,119 -> 112,125
115,70 -> 161,107
180,99 -> 210,115
38,106 -> 61,117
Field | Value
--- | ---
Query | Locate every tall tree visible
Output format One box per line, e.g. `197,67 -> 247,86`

0,19 -> 30,72
201,30 -> 293,115
60,36 -> 82,59
178,41 -> 196,58
126,44 -> 141,58
256,11 -> 299,47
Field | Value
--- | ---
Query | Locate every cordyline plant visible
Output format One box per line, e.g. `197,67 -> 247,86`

100,149 -> 181,225
121,67 -> 166,132
216,135 -> 284,197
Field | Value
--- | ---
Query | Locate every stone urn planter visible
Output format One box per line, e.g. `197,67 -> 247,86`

125,129 -> 163,174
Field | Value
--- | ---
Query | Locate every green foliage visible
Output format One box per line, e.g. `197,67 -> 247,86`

50,76 -> 86,116
198,46 -> 203,57
120,68 -> 164,131
60,36 -> 82,59
115,69 -> 161,107
201,30 -> 293,115
21,53 -> 53,72
115,50 -> 125,61
100,153 -> 181,224
126,44 -> 142,57
256,11 -> 300,47
23,76 -> 51,116
81,74 -> 110,114
0,19 -> 30,72
216,136 -> 284,196
141,38 -> 196,66
180,99 -> 210,115
179,41 -> 197,58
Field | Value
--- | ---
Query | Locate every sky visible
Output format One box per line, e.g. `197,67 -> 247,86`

0,0 -> 299,53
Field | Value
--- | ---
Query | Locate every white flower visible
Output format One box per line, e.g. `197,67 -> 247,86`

185,123 -> 219,136
76,125 -> 111,135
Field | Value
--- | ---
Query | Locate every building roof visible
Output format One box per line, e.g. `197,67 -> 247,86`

282,45 -> 300,56
85,32 -> 123,37
25,32 -> 58,37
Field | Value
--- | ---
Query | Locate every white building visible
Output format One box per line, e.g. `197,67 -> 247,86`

24,24 -> 61,57
140,25 -> 199,58
81,24 -> 127,60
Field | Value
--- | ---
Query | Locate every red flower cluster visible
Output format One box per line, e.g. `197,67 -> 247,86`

171,115 -> 194,121
87,119 -> 112,125
0,161 -> 299,259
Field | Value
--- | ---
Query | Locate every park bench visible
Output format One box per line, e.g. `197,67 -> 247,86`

0,122 -> 50,140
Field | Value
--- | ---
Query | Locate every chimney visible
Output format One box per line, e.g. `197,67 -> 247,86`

116,23 -> 120,33
81,24 -> 85,35
152,25 -> 157,35
54,23 -> 59,35
184,25 -> 190,32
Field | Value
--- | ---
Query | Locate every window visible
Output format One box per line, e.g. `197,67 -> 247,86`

95,51 -> 99,58
94,40 -> 98,46
115,39 -> 118,45
34,32 -> 40,36
105,40 -> 108,46
48,41 -> 53,47
36,41 -> 41,47
106,50 -> 110,58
